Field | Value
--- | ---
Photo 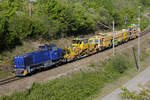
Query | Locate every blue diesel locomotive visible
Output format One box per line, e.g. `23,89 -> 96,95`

14,44 -> 64,76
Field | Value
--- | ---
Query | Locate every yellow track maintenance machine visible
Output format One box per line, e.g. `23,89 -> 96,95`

127,24 -> 140,39
88,33 -> 112,51
88,36 -> 102,51
88,29 -> 129,51
64,38 -> 96,61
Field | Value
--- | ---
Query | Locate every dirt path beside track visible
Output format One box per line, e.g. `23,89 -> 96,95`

0,30 -> 150,96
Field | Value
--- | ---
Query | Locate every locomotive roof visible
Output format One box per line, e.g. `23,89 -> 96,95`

15,44 -> 58,58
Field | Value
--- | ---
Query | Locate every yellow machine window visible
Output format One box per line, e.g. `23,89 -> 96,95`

89,40 -> 93,43
95,39 -> 99,43
72,40 -> 81,44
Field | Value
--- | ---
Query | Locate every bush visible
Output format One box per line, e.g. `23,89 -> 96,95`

121,86 -> 150,100
8,14 -> 32,40
110,54 -> 131,73
0,15 -> 21,51
141,16 -> 150,31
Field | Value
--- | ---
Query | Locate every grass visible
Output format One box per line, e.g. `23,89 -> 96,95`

0,71 -> 12,79
0,54 -> 133,100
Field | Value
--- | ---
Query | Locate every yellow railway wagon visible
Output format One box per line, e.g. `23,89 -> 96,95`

64,45 -> 80,61
72,38 -> 96,54
115,31 -> 123,44
114,29 -> 129,44
88,36 -> 102,51
64,38 -> 96,61
128,24 -> 140,39
99,33 -> 113,49
89,33 -> 113,50
122,29 -> 129,42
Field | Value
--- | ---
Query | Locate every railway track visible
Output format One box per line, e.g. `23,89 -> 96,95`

0,27 -> 150,86
141,27 -> 150,35
0,77 -> 21,86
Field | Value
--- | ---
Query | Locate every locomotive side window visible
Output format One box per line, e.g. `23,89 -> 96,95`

52,47 -> 57,51
48,47 -> 52,50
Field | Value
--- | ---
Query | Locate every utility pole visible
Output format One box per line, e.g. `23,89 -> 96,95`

113,20 -> 115,56
125,16 -> 127,28
28,1 -> 32,17
138,6 -> 141,71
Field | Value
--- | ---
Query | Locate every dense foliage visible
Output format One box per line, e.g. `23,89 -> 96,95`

0,0 -> 150,52
0,54 -> 132,100
121,87 -> 150,100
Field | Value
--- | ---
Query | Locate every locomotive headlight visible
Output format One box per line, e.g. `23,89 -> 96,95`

55,52 -> 57,55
